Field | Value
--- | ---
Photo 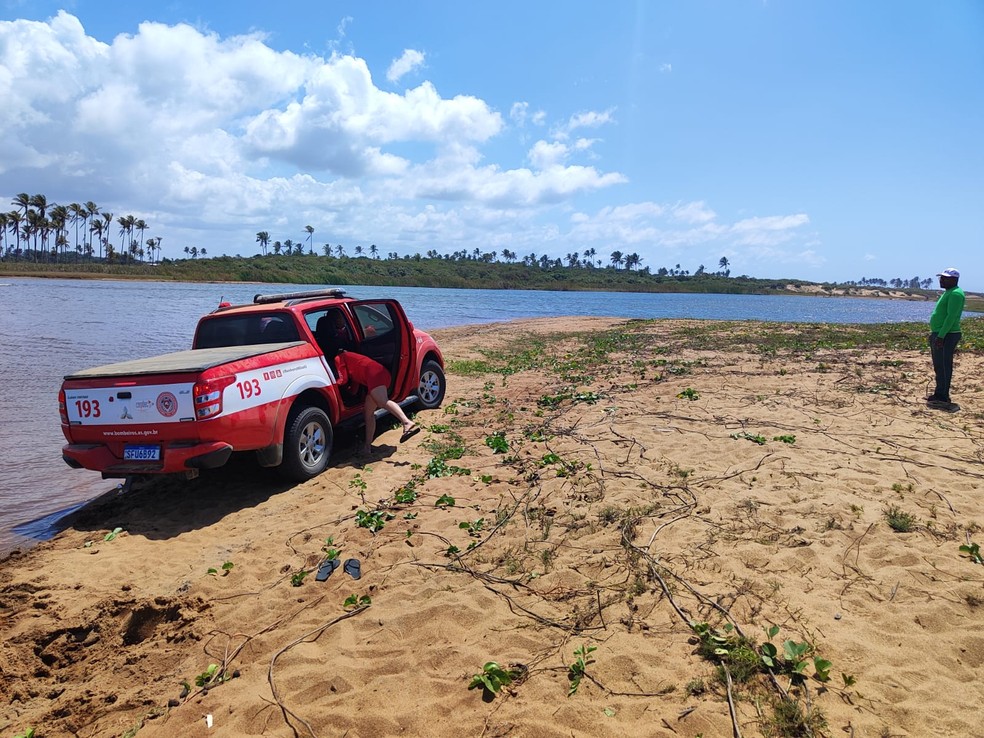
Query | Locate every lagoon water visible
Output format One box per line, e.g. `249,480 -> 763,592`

0,277 -> 945,553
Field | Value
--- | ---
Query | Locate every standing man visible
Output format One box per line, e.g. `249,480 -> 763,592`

927,267 -> 965,409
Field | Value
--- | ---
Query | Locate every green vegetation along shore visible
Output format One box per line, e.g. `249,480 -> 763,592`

4,253 -> 978,306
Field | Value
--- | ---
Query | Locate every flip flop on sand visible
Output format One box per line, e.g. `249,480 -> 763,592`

400,424 -> 420,442
315,558 -> 340,582
343,558 -> 362,580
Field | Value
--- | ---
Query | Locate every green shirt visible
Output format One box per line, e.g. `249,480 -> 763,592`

929,286 -> 965,337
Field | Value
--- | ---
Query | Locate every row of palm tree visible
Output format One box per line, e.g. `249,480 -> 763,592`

0,193 -> 163,264
253,230 -> 737,278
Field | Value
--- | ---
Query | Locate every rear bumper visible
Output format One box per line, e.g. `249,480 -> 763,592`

62,441 -> 233,477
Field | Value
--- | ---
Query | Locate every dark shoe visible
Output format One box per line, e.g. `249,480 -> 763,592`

343,558 -> 362,580
315,558 -> 340,582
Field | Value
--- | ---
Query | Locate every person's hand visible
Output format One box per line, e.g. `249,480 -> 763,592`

935,338 -> 944,349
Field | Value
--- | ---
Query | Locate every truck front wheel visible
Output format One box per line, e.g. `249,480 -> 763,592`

416,360 -> 446,410
281,406 -> 333,481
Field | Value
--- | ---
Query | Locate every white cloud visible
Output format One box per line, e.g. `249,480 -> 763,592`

659,63 -> 672,73
0,12 -> 819,275
387,48 -> 425,84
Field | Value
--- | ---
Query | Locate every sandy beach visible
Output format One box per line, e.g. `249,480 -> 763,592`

2,316 -> 983,738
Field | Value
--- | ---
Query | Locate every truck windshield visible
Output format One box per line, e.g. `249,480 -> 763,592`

195,313 -> 300,348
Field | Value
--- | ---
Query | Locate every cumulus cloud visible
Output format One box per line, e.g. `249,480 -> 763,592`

0,12 -> 817,274
386,48 -> 425,83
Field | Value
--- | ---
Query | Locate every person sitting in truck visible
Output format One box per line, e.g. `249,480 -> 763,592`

333,349 -> 418,455
315,310 -> 353,360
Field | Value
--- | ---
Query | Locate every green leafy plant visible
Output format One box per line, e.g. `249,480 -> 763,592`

194,663 -> 229,687
290,570 -> 308,587
960,541 -> 983,564
485,432 -> 509,454
343,594 -> 372,610
459,518 -> 485,536
394,483 -> 418,504
445,544 -> 461,556
104,526 -> 124,541
355,509 -> 392,533
469,661 -> 517,697
676,387 -> 699,401
773,434 -> 796,444
207,561 -> 235,576
568,643 -> 597,696
13,728 -> 35,738
435,493 -> 456,508
884,505 -> 917,532
759,625 -> 832,685
321,536 -> 341,560
731,431 -> 766,445
426,457 -> 471,478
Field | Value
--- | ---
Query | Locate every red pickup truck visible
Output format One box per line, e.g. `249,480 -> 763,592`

59,289 -> 446,481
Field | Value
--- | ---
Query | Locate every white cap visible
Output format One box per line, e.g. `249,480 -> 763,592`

936,268 -> 959,279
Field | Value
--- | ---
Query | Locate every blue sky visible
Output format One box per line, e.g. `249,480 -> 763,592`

1,1 -> 981,288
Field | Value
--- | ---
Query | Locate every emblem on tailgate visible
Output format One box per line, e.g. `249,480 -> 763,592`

156,392 -> 178,417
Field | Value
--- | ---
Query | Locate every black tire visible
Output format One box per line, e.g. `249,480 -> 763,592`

416,359 -> 446,410
280,406 -> 333,482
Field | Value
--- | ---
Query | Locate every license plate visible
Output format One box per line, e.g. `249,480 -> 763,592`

123,445 -> 161,461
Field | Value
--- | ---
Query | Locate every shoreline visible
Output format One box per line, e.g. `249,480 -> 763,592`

2,317 -> 982,737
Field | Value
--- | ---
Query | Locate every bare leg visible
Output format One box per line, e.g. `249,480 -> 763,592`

362,392 -> 378,454
368,386 -> 416,434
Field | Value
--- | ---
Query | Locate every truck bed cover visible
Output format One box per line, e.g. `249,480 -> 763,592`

63,342 -> 307,380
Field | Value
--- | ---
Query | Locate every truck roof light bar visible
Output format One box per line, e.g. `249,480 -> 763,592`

253,288 -> 347,305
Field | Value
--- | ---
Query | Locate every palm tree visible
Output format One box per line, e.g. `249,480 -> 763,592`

69,203 -> 84,258
100,212 -> 113,260
335,244 -> 345,258
118,215 -> 135,260
11,194 -> 31,257
304,225 -> 314,253
625,252 -> 642,271
283,238 -> 294,255
256,231 -> 270,255
609,251 -> 624,270
49,204 -> 69,261
272,241 -> 282,255
718,256 -> 730,277
84,201 -> 99,256
354,245 -> 364,257
322,243 -> 332,257
135,219 -> 147,254
370,243 -> 378,259
583,247 -> 596,268
89,218 -> 104,261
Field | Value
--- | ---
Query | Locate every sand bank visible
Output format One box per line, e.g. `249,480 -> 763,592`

2,317 -> 982,737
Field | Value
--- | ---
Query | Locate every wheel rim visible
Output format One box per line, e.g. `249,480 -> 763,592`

419,370 -> 441,404
299,420 -> 326,468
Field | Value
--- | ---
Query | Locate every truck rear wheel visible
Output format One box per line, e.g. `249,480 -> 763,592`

281,406 -> 333,481
416,360 -> 446,410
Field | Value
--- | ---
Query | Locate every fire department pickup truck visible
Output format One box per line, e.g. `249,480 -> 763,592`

59,288 -> 446,481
